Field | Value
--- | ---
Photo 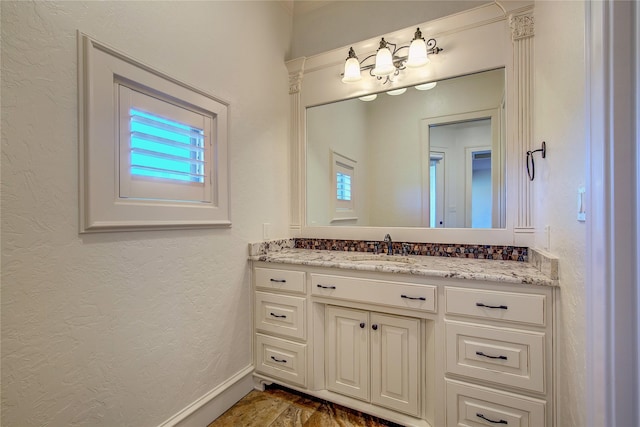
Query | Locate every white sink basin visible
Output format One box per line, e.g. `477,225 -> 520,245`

346,255 -> 417,265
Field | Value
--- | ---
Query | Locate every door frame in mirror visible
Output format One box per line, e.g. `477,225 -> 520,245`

286,2 -> 535,246
421,108 -> 503,230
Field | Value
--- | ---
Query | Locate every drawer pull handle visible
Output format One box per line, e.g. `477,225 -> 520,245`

270,356 -> 287,363
401,294 -> 426,301
360,322 -> 366,328
270,279 -> 287,283
476,413 -> 508,424
372,324 -> 378,331
476,302 -> 508,310
270,312 -> 287,319
476,351 -> 508,360
316,284 -> 336,289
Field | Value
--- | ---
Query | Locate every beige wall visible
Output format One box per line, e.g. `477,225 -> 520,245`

1,1 -> 291,426
533,2 -> 587,426
290,0 -> 482,59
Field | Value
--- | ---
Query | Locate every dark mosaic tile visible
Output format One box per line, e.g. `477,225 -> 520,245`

294,238 -> 528,262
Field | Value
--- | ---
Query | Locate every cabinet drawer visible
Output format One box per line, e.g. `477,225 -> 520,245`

255,291 -> 306,340
311,274 -> 436,313
446,321 -> 545,393
255,267 -> 305,294
445,287 -> 546,326
255,334 -> 307,387
446,380 -> 546,427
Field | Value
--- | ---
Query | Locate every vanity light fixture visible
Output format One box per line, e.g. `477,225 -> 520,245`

341,28 -> 442,85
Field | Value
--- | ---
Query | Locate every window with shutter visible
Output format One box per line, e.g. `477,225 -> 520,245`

331,151 -> 357,222
118,86 -> 214,204
79,33 -> 229,232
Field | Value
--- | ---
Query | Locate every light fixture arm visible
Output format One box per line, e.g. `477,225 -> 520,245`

425,38 -> 443,55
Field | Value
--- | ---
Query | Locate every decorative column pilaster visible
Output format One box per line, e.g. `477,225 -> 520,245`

509,9 -> 535,233
286,58 -> 306,233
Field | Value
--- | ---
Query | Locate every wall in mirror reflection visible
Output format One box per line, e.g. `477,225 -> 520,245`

306,68 -> 505,228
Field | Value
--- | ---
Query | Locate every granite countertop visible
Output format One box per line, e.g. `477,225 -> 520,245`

250,247 -> 558,287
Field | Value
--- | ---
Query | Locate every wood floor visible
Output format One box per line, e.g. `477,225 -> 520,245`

208,384 -> 403,427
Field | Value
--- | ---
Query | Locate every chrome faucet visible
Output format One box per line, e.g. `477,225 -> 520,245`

383,234 -> 393,255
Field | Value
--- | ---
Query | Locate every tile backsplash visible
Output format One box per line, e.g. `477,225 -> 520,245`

293,238 -> 528,261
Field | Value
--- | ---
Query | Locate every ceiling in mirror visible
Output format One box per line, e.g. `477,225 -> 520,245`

306,68 -> 505,229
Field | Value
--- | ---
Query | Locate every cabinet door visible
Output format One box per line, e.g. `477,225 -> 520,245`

370,312 -> 420,417
326,305 -> 369,401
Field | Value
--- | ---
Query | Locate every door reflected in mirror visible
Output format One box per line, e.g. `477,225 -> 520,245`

306,68 -> 505,228
426,116 -> 503,228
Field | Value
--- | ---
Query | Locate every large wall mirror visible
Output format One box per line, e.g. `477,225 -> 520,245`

306,68 -> 505,229
288,2 -> 534,245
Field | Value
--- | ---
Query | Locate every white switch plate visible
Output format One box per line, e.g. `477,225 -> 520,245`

263,223 -> 271,239
577,187 -> 586,222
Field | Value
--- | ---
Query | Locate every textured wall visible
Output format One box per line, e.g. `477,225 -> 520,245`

289,0 -> 481,59
1,1 -> 291,426
533,2 -> 587,426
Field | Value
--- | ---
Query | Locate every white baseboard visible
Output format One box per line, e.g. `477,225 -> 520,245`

157,365 -> 254,427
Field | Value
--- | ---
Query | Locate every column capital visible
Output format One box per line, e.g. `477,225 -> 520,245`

509,11 -> 534,41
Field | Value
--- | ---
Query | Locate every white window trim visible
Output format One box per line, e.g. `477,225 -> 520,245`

330,151 -> 357,222
78,32 -> 230,232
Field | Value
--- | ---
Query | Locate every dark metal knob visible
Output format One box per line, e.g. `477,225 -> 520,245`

360,322 -> 365,328
372,324 -> 378,330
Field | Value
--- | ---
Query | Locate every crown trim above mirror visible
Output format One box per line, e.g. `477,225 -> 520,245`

286,1 -> 535,246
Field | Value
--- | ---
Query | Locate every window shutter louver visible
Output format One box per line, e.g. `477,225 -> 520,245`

129,109 -> 206,183
118,85 -> 213,204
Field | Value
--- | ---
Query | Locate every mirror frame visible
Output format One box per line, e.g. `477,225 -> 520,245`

286,1 -> 535,246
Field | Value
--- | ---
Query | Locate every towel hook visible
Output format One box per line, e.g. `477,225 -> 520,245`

526,141 -> 546,181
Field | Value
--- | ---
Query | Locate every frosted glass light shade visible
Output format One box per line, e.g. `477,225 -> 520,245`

372,47 -> 395,76
415,82 -> 437,91
407,38 -> 429,68
342,57 -> 362,83
358,94 -> 377,102
386,88 -> 407,96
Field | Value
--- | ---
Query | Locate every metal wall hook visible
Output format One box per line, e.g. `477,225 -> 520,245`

526,141 -> 546,181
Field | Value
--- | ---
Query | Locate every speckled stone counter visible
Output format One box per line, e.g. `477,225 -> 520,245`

249,247 -> 558,287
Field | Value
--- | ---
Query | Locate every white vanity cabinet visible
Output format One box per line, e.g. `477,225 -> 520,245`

254,267 -> 308,388
326,305 -> 420,417
443,285 -> 554,427
251,261 -> 555,427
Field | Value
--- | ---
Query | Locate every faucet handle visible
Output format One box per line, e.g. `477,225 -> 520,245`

402,243 -> 412,256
